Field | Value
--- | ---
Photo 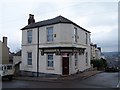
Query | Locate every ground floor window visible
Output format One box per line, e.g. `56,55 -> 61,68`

27,52 -> 32,65
75,53 -> 78,67
86,52 -> 88,65
47,54 -> 54,68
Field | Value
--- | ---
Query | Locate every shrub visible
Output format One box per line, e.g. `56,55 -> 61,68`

91,58 -> 107,70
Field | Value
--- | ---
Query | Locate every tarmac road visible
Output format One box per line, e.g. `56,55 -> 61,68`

2,72 -> 119,88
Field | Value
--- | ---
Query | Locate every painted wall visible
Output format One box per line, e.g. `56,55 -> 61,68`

39,24 -> 61,44
13,56 -> 21,65
95,49 -> 101,59
21,23 -> 91,75
39,23 -> 91,47
39,53 -> 62,75
21,28 -> 38,72
90,45 -> 96,60
22,28 -> 38,46
90,45 -> 101,60
39,23 -> 73,48
20,45 -> 37,72
20,46 -> 62,75
69,47 -> 91,74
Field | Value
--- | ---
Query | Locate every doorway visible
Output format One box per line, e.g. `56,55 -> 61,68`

62,57 -> 69,75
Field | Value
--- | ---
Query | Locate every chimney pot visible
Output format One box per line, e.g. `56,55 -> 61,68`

94,44 -> 97,48
28,14 -> 35,25
3,37 -> 7,46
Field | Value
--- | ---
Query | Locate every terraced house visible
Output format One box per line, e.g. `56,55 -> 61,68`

0,37 -> 9,64
20,14 -> 91,76
90,43 -> 102,60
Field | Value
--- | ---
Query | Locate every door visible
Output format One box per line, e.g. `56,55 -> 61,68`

62,57 -> 69,75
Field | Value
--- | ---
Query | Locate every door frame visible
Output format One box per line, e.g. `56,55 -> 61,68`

62,56 -> 69,75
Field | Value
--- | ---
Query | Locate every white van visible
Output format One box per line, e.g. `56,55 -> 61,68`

0,64 -> 15,80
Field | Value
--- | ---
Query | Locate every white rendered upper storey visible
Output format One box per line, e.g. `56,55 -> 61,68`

21,15 -> 91,48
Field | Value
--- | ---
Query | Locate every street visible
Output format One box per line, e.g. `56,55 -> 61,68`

2,72 -> 119,88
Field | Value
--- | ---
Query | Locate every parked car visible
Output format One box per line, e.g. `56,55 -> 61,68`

105,67 -> 119,72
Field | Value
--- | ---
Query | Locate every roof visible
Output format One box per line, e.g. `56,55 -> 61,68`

21,15 -> 90,33
14,50 -> 21,56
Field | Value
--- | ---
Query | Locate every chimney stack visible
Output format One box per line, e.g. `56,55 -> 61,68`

28,14 -> 35,25
94,44 -> 97,48
3,37 -> 7,46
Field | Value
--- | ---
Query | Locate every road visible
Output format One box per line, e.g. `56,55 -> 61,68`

2,72 -> 119,88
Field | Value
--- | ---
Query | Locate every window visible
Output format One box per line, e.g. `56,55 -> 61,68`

47,27 -> 53,42
47,54 -> 54,67
74,28 -> 77,43
86,52 -> 88,65
7,66 -> 12,70
27,30 -> 32,43
85,33 -> 88,44
27,52 -> 32,65
75,53 -> 78,67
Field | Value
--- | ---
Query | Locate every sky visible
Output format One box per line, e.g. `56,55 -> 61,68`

0,0 -> 119,52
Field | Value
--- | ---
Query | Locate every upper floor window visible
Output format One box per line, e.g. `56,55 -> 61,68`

27,30 -> 32,43
74,28 -> 77,43
85,33 -> 88,44
47,27 -> 53,42
27,52 -> 32,65
47,54 -> 54,68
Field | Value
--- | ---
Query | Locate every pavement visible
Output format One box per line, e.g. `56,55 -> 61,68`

13,70 -> 103,82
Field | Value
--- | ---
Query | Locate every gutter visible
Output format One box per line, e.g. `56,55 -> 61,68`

37,27 -> 39,77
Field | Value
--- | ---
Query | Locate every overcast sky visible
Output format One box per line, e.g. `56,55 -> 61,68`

0,0 -> 119,52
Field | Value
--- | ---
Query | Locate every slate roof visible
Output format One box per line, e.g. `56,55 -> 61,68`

21,15 -> 90,33
14,50 -> 21,56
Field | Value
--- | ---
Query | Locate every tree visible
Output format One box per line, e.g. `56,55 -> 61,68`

91,58 -> 107,70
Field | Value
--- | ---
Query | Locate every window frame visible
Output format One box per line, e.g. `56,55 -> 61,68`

86,52 -> 88,66
85,33 -> 88,44
27,30 -> 32,44
7,65 -> 12,70
74,27 -> 78,43
74,53 -> 78,67
47,53 -> 54,68
47,27 -> 54,42
27,52 -> 32,65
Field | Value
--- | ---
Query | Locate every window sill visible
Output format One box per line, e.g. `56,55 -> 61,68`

27,65 -> 33,68
46,41 -> 54,44
25,43 -> 33,45
75,66 -> 78,69
47,67 -> 54,70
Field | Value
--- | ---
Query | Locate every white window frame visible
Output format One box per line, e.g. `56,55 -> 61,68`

85,33 -> 88,44
75,53 -> 78,67
27,30 -> 32,43
27,52 -> 32,65
74,27 -> 77,43
47,27 -> 54,42
86,52 -> 88,66
47,53 -> 54,68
